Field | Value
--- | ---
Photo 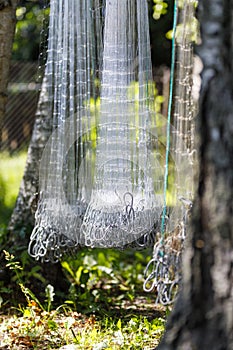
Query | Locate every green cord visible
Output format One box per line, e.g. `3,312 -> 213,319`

160,0 -> 178,239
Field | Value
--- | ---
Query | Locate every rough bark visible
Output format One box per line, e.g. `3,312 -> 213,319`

157,0 -> 233,349
0,0 -> 18,144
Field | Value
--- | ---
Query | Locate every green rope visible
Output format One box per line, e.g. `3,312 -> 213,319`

160,0 -> 178,241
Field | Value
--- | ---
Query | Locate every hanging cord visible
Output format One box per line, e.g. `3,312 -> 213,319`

160,0 -> 178,240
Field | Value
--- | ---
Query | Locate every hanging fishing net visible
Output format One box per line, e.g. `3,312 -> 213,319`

28,0 -> 197,281
28,0 -> 164,261
81,0 -> 163,248
143,0 -> 197,305
28,0 -> 103,262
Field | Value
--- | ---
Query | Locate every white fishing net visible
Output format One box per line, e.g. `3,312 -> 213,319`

28,0 -> 103,261
81,0 -> 163,248
166,0 -> 197,232
144,0 -> 197,304
28,0 -> 197,268
29,0 -> 164,261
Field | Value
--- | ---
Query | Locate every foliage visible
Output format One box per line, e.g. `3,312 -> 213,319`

61,249 -> 152,314
149,0 -> 173,67
152,0 -> 168,20
0,251 -> 166,349
0,309 -> 165,349
12,1 -> 173,66
12,2 -> 49,61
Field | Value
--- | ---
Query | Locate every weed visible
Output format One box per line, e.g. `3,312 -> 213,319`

61,248 -> 152,315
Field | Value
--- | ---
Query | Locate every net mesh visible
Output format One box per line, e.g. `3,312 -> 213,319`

28,0 -> 197,275
29,0 -> 164,261
143,0 -> 197,305
81,0 -> 163,248
28,0 -> 102,262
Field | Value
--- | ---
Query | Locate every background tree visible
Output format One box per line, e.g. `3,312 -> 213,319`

157,0 -> 233,348
0,1 -> 67,297
0,0 -> 19,145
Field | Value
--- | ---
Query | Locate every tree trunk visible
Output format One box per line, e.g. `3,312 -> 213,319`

7,77 -> 52,242
3,77 -> 70,297
0,0 -> 18,143
157,0 -> 233,349
0,1 -> 68,301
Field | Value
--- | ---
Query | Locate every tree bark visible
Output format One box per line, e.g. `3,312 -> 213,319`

0,0 -> 18,144
157,0 -> 233,349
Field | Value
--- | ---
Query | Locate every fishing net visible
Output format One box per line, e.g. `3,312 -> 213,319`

143,0 -> 197,305
28,0 -> 103,262
28,0 -> 197,278
29,0 -> 164,261
81,0 -> 163,248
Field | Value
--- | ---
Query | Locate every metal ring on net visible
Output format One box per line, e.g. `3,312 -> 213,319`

143,258 -> 159,293
156,279 -> 179,306
144,251 -> 180,305
143,204 -> 191,304
28,225 -> 79,263
124,192 -> 136,222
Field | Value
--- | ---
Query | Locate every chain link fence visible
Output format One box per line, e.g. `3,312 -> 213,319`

1,61 -> 41,153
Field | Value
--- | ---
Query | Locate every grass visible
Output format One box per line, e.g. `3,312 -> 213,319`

0,308 -> 165,349
0,151 -> 27,231
0,295 -> 166,350
0,151 -> 166,349
0,248 -> 167,349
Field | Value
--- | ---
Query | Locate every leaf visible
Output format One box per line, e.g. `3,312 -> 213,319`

47,319 -> 58,331
62,261 -> 75,278
75,266 -> 84,285
23,308 -> 32,317
116,318 -> 121,330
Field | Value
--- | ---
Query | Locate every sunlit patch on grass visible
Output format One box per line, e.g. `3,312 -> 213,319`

0,309 -> 165,349
0,151 -> 27,231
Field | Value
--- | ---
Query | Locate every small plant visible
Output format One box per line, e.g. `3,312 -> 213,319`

61,248 -> 152,314
3,250 -> 57,314
1,251 -> 166,349
45,284 -> 55,312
